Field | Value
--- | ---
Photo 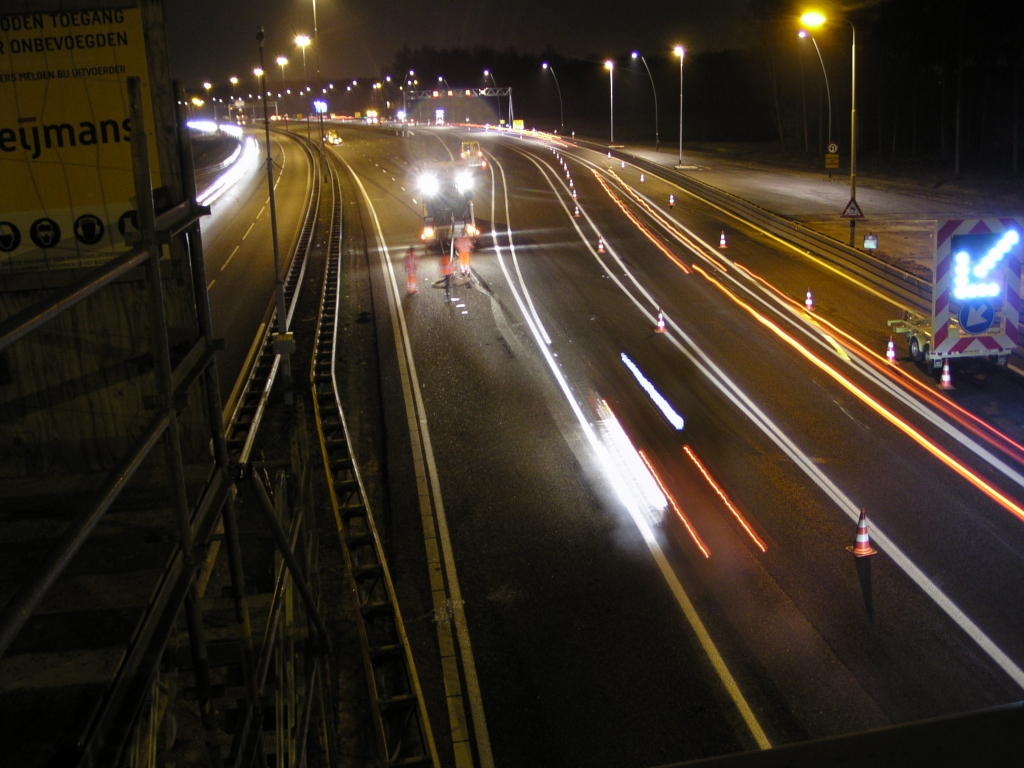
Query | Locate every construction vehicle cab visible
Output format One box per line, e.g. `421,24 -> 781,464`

416,161 -> 478,249
460,140 -> 486,168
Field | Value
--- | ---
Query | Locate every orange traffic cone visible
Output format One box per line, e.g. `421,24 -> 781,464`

940,359 -> 954,390
569,179 -> 574,188
621,160 -> 626,169
847,508 -> 878,557
597,238 -> 605,253
572,189 -> 577,199
566,171 -> 571,179
574,205 -> 580,218
655,309 -> 666,333
718,231 -> 727,249
805,289 -> 814,311
886,336 -> 897,364
607,151 -> 612,158
669,194 -> 676,208
640,173 -> 645,183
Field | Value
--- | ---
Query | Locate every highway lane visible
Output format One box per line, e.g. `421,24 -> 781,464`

326,123 -> 1024,765
329,126 -> 750,766
488,139 -> 1024,708
198,127 -> 312,402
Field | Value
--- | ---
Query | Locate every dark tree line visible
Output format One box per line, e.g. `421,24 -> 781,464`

386,0 -> 1024,176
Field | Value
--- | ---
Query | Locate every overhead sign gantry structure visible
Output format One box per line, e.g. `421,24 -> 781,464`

405,86 -> 514,126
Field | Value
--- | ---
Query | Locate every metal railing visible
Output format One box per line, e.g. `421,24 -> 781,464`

310,152 -> 437,766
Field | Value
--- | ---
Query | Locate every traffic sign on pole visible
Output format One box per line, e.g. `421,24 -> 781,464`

841,198 -> 864,218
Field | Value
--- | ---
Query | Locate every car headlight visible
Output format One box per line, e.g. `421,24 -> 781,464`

417,173 -> 439,196
421,226 -> 435,240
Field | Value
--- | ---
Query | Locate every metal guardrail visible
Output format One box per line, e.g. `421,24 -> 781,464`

310,152 -> 437,767
588,142 -> 933,316
223,131 -> 322,463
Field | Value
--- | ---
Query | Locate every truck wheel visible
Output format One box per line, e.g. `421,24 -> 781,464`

909,336 -> 923,363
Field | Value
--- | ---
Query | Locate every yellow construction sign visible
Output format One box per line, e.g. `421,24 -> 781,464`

0,8 -> 159,273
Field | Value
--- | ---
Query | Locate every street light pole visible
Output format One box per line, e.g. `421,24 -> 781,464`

849,20 -> 857,235
799,32 -> 832,148
604,60 -> 614,144
632,52 -> 659,150
256,28 -> 293,403
295,35 -> 311,140
674,46 -> 685,166
542,63 -> 564,135
801,11 -> 860,245
276,57 -> 288,118
484,69 -> 501,125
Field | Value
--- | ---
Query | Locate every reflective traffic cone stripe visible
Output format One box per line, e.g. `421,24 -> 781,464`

655,309 -> 666,333
847,508 -> 878,557
805,289 -> 814,311
719,231 -> 727,249
886,336 -> 897,364
940,360 -> 954,390
640,173 -> 645,183
597,238 -> 605,253
574,205 -> 580,217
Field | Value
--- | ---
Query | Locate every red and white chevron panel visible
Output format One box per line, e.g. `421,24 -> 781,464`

932,217 -> 1022,359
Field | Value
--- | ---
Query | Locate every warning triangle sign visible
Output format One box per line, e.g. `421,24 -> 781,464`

841,198 -> 864,218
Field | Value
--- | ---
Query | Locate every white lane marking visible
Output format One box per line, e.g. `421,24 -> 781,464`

494,155 -> 552,345
517,143 -> 1024,693
242,221 -> 255,240
489,150 -> 772,748
257,204 -> 266,218
336,154 -> 494,767
207,279 -> 216,290
220,245 -> 240,272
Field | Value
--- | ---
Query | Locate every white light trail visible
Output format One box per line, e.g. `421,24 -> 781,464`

621,353 -> 685,430
197,137 -> 260,207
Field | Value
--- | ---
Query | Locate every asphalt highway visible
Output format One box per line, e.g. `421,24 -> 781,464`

323,123 -> 1024,766
198,127 -> 312,402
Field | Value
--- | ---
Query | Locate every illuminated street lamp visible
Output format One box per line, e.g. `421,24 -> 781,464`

541,63 -> 563,135
632,52 -> 659,150
295,34 -> 311,139
276,56 -> 288,110
673,46 -> 685,167
604,60 -> 615,144
801,9 -> 861,244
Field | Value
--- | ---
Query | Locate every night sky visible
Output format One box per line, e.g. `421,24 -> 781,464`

164,0 -> 753,86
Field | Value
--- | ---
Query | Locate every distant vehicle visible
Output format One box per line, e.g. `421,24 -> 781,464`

324,129 -> 342,145
460,140 -> 486,168
416,161 -> 478,248
889,218 -> 1021,369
